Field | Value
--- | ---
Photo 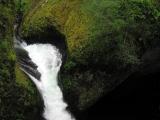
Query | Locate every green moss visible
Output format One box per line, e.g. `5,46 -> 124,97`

15,64 -> 34,90
0,1 -> 43,119
15,0 -> 41,15
14,64 -> 42,120
20,0 -> 160,110
15,63 -> 40,107
20,0 -> 144,66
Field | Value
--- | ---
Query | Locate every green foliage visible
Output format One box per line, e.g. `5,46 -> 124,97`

14,65 -> 42,120
15,0 -> 25,13
0,1 -> 20,119
15,0 -> 40,15
20,0 -> 160,110
15,64 -> 35,91
0,1 -> 42,119
63,60 -> 76,71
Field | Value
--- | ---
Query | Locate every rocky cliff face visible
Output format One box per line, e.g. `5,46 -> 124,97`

18,0 -> 160,112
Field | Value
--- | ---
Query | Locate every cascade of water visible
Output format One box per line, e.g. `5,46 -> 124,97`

20,43 -> 74,120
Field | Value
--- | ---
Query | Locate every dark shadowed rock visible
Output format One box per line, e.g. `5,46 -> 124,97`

140,47 -> 160,74
15,47 -> 41,80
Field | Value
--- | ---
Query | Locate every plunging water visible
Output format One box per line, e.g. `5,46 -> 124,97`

20,43 -> 74,120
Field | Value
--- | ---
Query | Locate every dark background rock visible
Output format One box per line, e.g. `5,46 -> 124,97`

74,71 -> 159,120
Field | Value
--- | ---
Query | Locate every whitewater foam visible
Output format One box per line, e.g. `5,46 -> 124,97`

22,43 -> 74,120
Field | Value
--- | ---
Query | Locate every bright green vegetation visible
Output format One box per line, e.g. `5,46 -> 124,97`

15,0 -> 41,15
15,64 -> 31,88
20,0 -> 160,110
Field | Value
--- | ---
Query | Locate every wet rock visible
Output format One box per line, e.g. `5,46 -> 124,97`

15,47 -> 41,80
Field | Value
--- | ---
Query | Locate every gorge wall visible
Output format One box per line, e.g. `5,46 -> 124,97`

0,0 -> 160,119
0,1 -> 43,120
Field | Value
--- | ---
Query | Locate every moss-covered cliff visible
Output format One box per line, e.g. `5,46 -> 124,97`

0,1 -> 43,120
18,0 -> 160,112
0,1 -> 16,119
0,0 -> 160,119
19,0 -> 160,112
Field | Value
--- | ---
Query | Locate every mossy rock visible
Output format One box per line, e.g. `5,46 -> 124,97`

0,1 -> 43,119
15,64 -> 43,120
20,0 -> 160,111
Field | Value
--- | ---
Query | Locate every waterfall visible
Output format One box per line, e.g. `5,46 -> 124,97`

19,43 -> 74,120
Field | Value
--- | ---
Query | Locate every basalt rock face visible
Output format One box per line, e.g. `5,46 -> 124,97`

19,0 -> 160,113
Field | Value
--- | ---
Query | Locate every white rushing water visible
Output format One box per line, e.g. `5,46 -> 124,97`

21,43 -> 74,120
